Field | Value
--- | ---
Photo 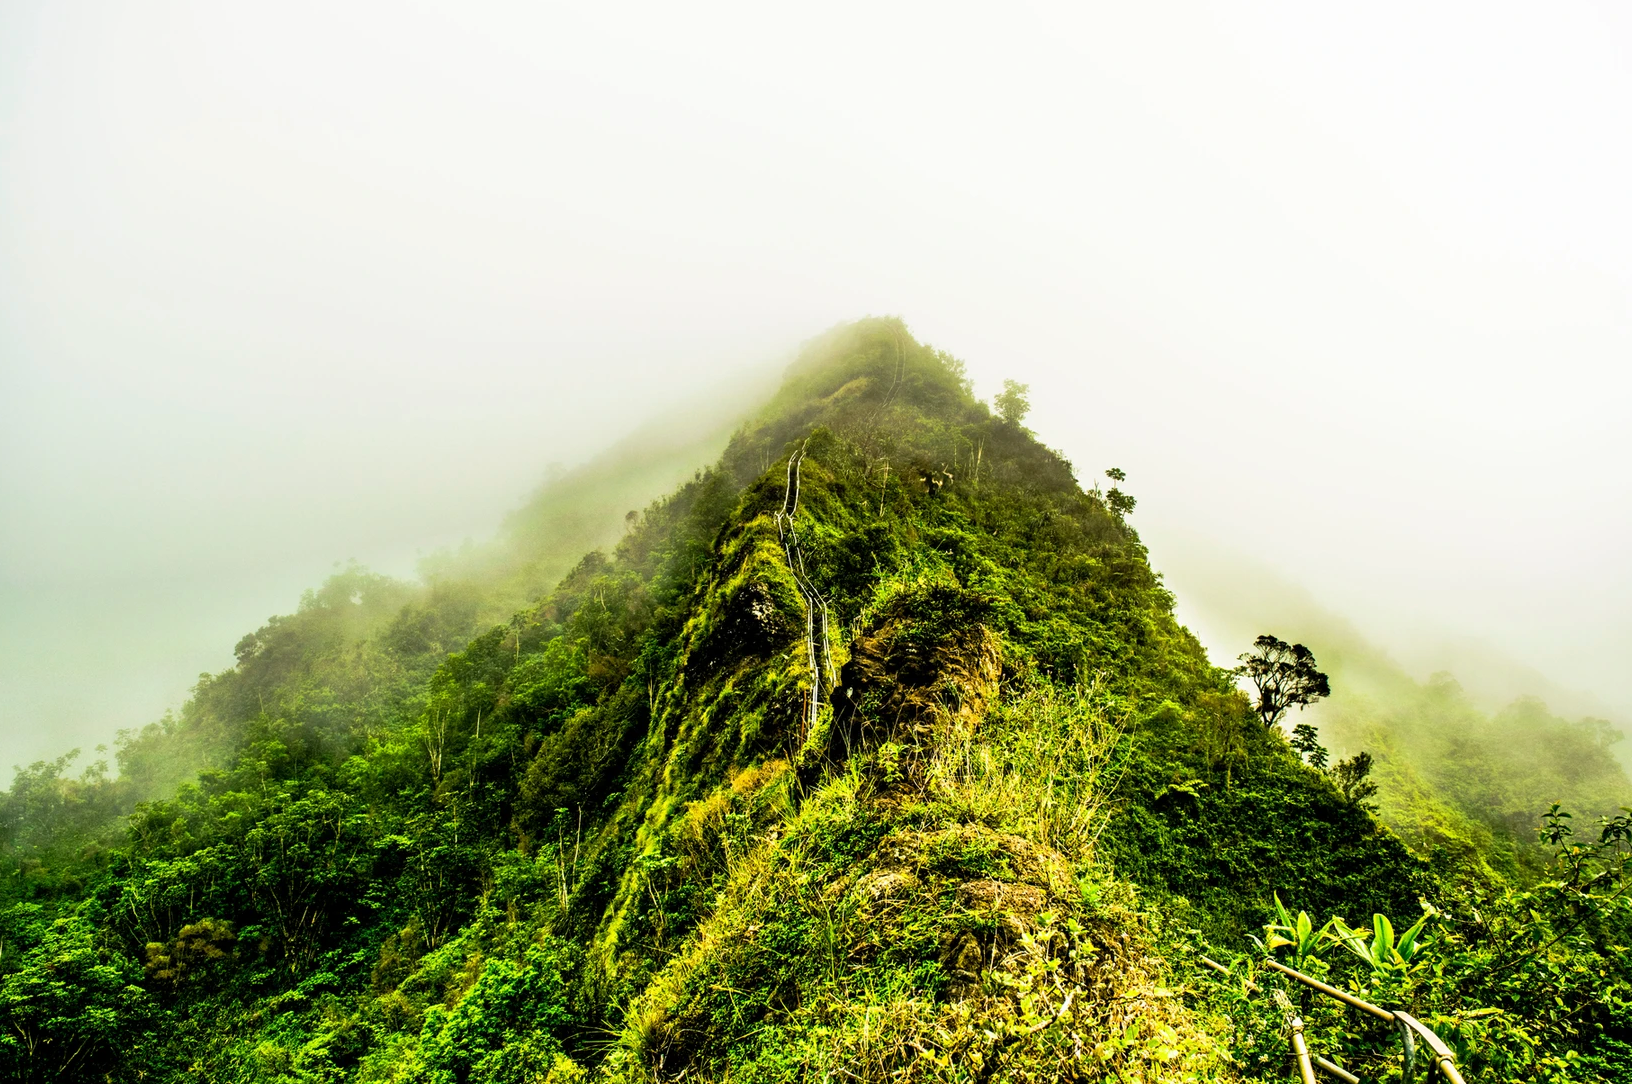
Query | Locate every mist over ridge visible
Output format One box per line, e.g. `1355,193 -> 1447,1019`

11,311 -> 1624,854
0,316 -> 1627,1081
5,310 -> 1628,809
5,2 -> 1631,784
1151,528 -> 1632,868
0,360 -> 779,773
3,5 -> 1631,1076
1153,530 -> 1623,730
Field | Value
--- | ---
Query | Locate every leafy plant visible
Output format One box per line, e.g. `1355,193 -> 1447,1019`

1260,894 -> 1332,971
1329,911 -> 1432,975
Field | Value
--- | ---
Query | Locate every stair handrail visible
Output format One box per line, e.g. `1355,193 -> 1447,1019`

1199,953 -> 1469,1084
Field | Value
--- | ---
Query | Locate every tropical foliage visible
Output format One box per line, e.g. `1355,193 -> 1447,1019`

0,318 -> 1627,1081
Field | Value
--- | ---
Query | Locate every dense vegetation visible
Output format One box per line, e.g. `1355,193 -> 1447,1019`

1318,662 -> 1630,880
2,319 -> 1628,1082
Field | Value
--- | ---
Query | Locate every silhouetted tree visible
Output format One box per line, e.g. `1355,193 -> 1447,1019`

1289,722 -> 1329,769
1236,634 -> 1330,729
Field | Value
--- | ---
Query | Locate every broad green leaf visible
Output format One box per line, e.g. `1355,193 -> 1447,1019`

1397,914 -> 1429,963
1373,914 -> 1395,962
1330,918 -> 1377,969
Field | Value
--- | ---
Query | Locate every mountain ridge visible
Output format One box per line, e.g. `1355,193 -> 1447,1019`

0,318 -> 1627,1082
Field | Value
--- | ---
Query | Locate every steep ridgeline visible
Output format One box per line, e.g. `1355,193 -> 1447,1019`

9,318 -> 1623,1083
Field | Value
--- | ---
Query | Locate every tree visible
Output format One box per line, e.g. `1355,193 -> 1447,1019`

143,917 -> 238,986
1289,723 -> 1329,769
1194,690 -> 1250,786
1235,634 -> 1330,730
1330,752 -> 1379,808
1103,468 -> 1136,518
994,379 -> 1031,426
0,911 -> 155,1082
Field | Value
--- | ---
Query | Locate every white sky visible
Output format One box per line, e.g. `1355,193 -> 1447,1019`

3,1 -> 1630,769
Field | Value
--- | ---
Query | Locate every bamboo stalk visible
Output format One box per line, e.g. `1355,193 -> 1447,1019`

1200,954 -> 1468,1084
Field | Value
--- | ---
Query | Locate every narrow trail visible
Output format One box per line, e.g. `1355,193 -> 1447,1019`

780,329 -> 901,741
860,326 -> 908,516
865,326 -> 907,433
776,441 -> 833,742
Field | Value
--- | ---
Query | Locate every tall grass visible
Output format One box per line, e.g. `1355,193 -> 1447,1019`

925,680 -> 1126,862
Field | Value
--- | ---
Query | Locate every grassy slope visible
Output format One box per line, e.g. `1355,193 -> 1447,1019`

317,319 -> 1423,1081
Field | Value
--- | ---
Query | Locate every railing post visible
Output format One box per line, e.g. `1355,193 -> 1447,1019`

1197,953 -> 1471,1084
1289,1020 -> 1318,1084
1275,989 -> 1318,1084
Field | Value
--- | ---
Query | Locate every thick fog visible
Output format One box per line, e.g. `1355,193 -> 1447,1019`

3,2 -> 1629,772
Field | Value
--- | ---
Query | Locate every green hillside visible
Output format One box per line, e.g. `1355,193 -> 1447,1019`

1157,544 -> 1632,879
2,319 -> 1628,1082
